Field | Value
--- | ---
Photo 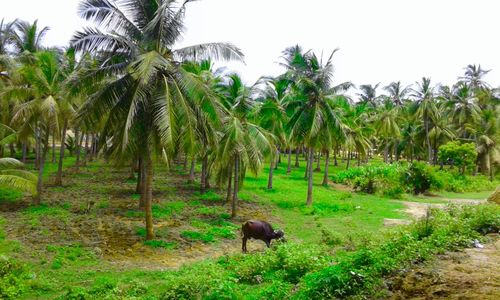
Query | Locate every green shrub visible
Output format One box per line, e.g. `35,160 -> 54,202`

181,231 -> 215,243
333,164 -> 406,198
0,256 -> 30,299
143,240 -> 177,249
402,162 -> 435,194
295,204 -> 499,299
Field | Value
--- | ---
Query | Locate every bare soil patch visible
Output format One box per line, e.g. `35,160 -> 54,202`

387,235 -> 500,299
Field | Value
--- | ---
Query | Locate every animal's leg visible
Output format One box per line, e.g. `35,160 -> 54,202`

265,239 -> 271,248
242,237 -> 248,253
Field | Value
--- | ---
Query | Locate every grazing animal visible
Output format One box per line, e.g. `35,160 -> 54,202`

241,220 -> 284,253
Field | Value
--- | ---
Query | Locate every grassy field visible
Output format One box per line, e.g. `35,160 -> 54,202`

0,153 -> 497,299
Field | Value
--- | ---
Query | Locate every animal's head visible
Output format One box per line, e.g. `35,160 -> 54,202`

273,229 -> 285,240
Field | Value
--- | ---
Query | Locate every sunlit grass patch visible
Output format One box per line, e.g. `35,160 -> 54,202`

143,240 -> 177,249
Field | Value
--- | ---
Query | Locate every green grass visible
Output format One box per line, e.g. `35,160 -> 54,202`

143,240 -> 177,249
240,162 -> 405,243
1,155 -> 497,299
181,230 -> 216,243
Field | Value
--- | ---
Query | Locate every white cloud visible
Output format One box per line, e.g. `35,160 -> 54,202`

2,0 -> 499,89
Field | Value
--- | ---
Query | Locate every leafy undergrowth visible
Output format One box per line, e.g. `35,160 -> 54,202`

2,204 -> 497,299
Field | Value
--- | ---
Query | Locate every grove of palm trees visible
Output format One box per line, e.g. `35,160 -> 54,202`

0,1 -> 499,299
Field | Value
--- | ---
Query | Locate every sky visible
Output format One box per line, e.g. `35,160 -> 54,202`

2,0 -> 499,91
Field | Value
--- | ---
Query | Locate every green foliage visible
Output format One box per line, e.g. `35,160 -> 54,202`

46,244 -> 95,270
181,231 -> 215,243
143,240 -> 177,250
431,171 -> 498,193
403,162 -> 436,194
197,191 -> 223,202
295,204 -> 499,299
438,141 -> 478,173
0,256 -> 30,300
333,164 -> 406,197
0,187 -> 23,203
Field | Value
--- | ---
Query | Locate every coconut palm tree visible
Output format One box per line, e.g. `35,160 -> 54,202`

0,156 -> 37,196
285,47 -> 344,206
474,108 -> 499,181
384,81 -> 410,107
445,83 -> 481,139
357,83 -> 380,108
375,99 -> 400,162
214,74 -> 272,217
256,76 -> 290,189
412,77 -> 437,163
10,50 -> 62,205
72,0 -> 243,240
459,64 -> 490,91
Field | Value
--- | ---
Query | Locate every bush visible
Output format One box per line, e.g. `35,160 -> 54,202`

295,204 -> 499,299
403,162 -> 436,195
0,256 -> 30,299
333,164 -> 406,197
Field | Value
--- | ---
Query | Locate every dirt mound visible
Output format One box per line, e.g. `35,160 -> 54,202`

387,235 -> 500,299
487,187 -> 500,204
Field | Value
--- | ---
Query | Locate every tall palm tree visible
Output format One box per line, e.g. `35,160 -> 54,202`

412,77 -> 437,163
0,156 -> 37,196
384,81 -> 410,107
256,76 -> 289,189
375,100 -> 400,163
445,83 -> 481,139
459,64 -> 490,91
10,50 -> 62,205
357,83 -> 380,108
215,74 -> 272,217
285,47 -> 344,206
72,0 -> 243,240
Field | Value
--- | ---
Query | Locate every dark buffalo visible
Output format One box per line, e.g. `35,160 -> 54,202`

241,220 -> 284,253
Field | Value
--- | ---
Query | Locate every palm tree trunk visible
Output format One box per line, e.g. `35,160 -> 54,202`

75,129 -> 81,169
395,140 -> 400,161
35,127 -> 40,169
489,152 -> 494,182
183,155 -> 188,172
322,150 -> 330,186
424,116 -> 432,163
286,148 -> 292,175
82,133 -> 89,166
295,147 -> 300,167
226,164 -> 232,203
55,119 -> 68,186
315,152 -> 321,172
22,142 -> 27,163
333,147 -> 338,166
51,128 -> 56,163
384,144 -> 388,163
201,155 -> 208,194
346,151 -> 351,170
267,150 -> 276,190
357,151 -> 361,167
137,158 -> 145,209
231,154 -> 239,218
306,147 -> 314,206
9,143 -> 15,157
188,158 -> 195,183
144,153 -> 154,240
33,129 -> 50,206
275,147 -> 280,170
88,134 -> 95,162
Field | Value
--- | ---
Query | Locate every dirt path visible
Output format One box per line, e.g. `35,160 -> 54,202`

388,235 -> 500,299
385,198 -> 487,226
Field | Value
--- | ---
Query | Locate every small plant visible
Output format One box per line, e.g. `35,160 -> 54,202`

181,231 -> 215,243
143,240 -> 177,249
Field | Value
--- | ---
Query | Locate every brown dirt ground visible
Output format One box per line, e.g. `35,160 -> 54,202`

0,162 -> 276,270
387,235 -> 500,299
